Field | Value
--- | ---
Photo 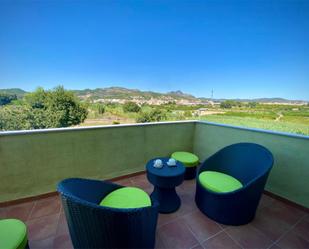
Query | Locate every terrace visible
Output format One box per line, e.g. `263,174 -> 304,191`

0,120 -> 308,249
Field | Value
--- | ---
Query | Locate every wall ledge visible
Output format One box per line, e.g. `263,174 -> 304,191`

196,120 -> 309,140
1,119 -> 308,140
0,120 -> 196,136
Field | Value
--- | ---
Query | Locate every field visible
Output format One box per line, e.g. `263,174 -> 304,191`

200,115 -> 309,135
80,103 -> 309,136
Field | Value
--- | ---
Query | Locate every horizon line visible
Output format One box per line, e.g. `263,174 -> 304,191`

1,85 -> 308,102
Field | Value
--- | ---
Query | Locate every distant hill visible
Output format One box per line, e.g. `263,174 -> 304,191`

0,88 -> 27,98
0,87 -> 307,104
208,97 -> 307,104
73,87 -> 197,101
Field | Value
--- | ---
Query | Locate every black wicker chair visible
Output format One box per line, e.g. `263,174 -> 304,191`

195,143 -> 274,225
57,178 -> 159,249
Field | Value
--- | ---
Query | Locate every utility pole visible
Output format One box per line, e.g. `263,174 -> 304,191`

211,89 -> 214,100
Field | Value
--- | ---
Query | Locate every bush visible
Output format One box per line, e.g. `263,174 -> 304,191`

248,102 -> 258,108
136,108 -> 167,123
0,93 -> 17,106
123,102 -> 141,113
0,86 -> 88,131
220,101 -> 232,109
184,110 -> 192,117
97,104 -> 105,114
0,105 -> 56,130
220,100 -> 241,109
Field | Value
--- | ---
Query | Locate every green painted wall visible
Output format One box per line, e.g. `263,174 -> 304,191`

193,122 -> 309,208
1,121 -> 308,207
0,122 -> 195,202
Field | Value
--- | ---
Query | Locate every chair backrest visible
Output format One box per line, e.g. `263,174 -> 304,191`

202,143 -> 274,185
57,178 -> 120,205
57,178 -> 159,248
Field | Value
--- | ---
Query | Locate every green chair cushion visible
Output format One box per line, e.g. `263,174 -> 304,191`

199,171 -> 243,193
0,219 -> 28,249
171,151 -> 199,167
99,187 -> 151,209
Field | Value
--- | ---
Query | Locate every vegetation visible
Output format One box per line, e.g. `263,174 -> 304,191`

0,88 -> 27,98
0,87 -> 308,136
0,86 -> 87,130
0,93 -> 17,106
97,104 -> 105,114
136,109 -> 167,123
123,101 -> 141,113
220,100 -> 242,109
201,115 -> 309,135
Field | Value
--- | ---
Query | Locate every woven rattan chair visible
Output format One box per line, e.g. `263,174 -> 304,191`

195,143 -> 274,225
57,178 -> 159,249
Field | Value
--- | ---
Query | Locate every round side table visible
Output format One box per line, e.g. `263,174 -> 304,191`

146,158 -> 185,213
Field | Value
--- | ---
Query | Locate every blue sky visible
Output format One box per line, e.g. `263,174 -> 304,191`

0,0 -> 308,100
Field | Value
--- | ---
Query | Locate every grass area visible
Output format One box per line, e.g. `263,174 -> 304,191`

200,115 -> 309,135
80,102 -> 309,136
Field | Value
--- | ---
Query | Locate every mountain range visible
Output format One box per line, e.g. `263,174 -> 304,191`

0,87 -> 307,104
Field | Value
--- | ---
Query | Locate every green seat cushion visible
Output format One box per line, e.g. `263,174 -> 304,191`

0,219 -> 28,249
199,171 -> 243,193
99,187 -> 151,209
171,151 -> 199,167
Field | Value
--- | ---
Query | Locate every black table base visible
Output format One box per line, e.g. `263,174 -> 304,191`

150,186 -> 181,213
184,166 -> 197,180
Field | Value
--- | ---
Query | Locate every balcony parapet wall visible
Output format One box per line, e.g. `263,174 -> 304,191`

0,120 -> 308,207
0,121 -> 195,203
194,121 -> 309,208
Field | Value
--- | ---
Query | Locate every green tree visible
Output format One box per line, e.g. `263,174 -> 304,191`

0,93 -> 17,106
136,108 -> 167,123
44,86 -> 88,127
97,104 -> 105,114
0,86 -> 88,131
0,105 -> 53,130
123,102 -> 141,113
220,100 -> 240,109
184,110 -> 192,118
220,101 -> 232,109
24,87 -> 47,108
248,102 -> 258,108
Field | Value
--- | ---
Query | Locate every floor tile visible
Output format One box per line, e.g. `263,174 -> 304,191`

29,196 -> 61,219
130,175 -> 153,190
251,200 -> 306,241
202,231 -> 241,249
155,231 -> 167,249
269,200 -> 306,225
191,244 -> 204,249
53,233 -> 74,249
258,194 -> 275,209
27,213 -> 60,241
4,201 -> 35,221
276,230 -> 309,249
2,174 -> 308,249
158,212 -> 179,227
28,237 -> 54,249
157,219 -> 199,249
178,179 -> 196,195
292,215 -> 309,242
112,178 -> 133,186
176,192 -> 198,216
225,224 -> 273,249
268,244 -> 282,249
181,210 -> 222,243
56,212 -> 70,237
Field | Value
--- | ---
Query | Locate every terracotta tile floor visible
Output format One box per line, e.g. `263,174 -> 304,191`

1,173 -> 308,249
